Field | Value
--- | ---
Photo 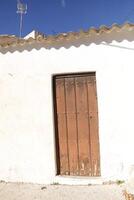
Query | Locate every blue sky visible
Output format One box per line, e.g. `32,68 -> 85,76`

0,0 -> 134,37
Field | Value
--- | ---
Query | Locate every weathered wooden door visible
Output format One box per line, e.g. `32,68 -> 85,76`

54,73 -> 100,176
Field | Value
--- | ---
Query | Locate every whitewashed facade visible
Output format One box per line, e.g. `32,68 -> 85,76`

0,24 -> 134,184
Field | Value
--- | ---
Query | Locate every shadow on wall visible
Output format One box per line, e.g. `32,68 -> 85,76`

1,28 -> 134,54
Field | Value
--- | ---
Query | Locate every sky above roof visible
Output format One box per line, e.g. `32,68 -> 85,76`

0,0 -> 134,37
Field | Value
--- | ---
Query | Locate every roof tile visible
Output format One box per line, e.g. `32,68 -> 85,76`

0,23 -> 134,49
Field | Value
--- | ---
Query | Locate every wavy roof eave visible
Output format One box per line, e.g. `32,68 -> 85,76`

0,23 -> 134,49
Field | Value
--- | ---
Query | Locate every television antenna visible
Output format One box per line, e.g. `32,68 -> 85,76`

17,0 -> 27,38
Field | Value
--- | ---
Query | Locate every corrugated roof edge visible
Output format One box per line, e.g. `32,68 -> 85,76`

0,22 -> 134,48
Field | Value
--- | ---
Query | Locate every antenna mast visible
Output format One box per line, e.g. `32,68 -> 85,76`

17,0 -> 27,38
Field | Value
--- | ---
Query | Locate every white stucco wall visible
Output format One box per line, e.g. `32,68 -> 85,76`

0,30 -> 134,184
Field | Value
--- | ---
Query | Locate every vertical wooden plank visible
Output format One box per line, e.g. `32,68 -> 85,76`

75,77 -> 92,176
56,78 -> 69,175
87,75 -> 100,176
65,77 -> 79,175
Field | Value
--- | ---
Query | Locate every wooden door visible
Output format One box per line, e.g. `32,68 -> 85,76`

53,73 -> 100,176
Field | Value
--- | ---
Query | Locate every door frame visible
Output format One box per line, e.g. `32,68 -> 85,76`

52,71 -> 100,176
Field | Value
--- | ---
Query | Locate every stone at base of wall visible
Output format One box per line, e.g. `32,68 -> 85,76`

54,176 -> 103,185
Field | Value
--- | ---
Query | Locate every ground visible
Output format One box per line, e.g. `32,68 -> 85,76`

0,182 -> 125,200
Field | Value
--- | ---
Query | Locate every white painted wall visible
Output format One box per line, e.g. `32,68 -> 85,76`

0,30 -> 134,184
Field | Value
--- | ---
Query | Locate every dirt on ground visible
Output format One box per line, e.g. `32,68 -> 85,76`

0,182 -> 125,200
